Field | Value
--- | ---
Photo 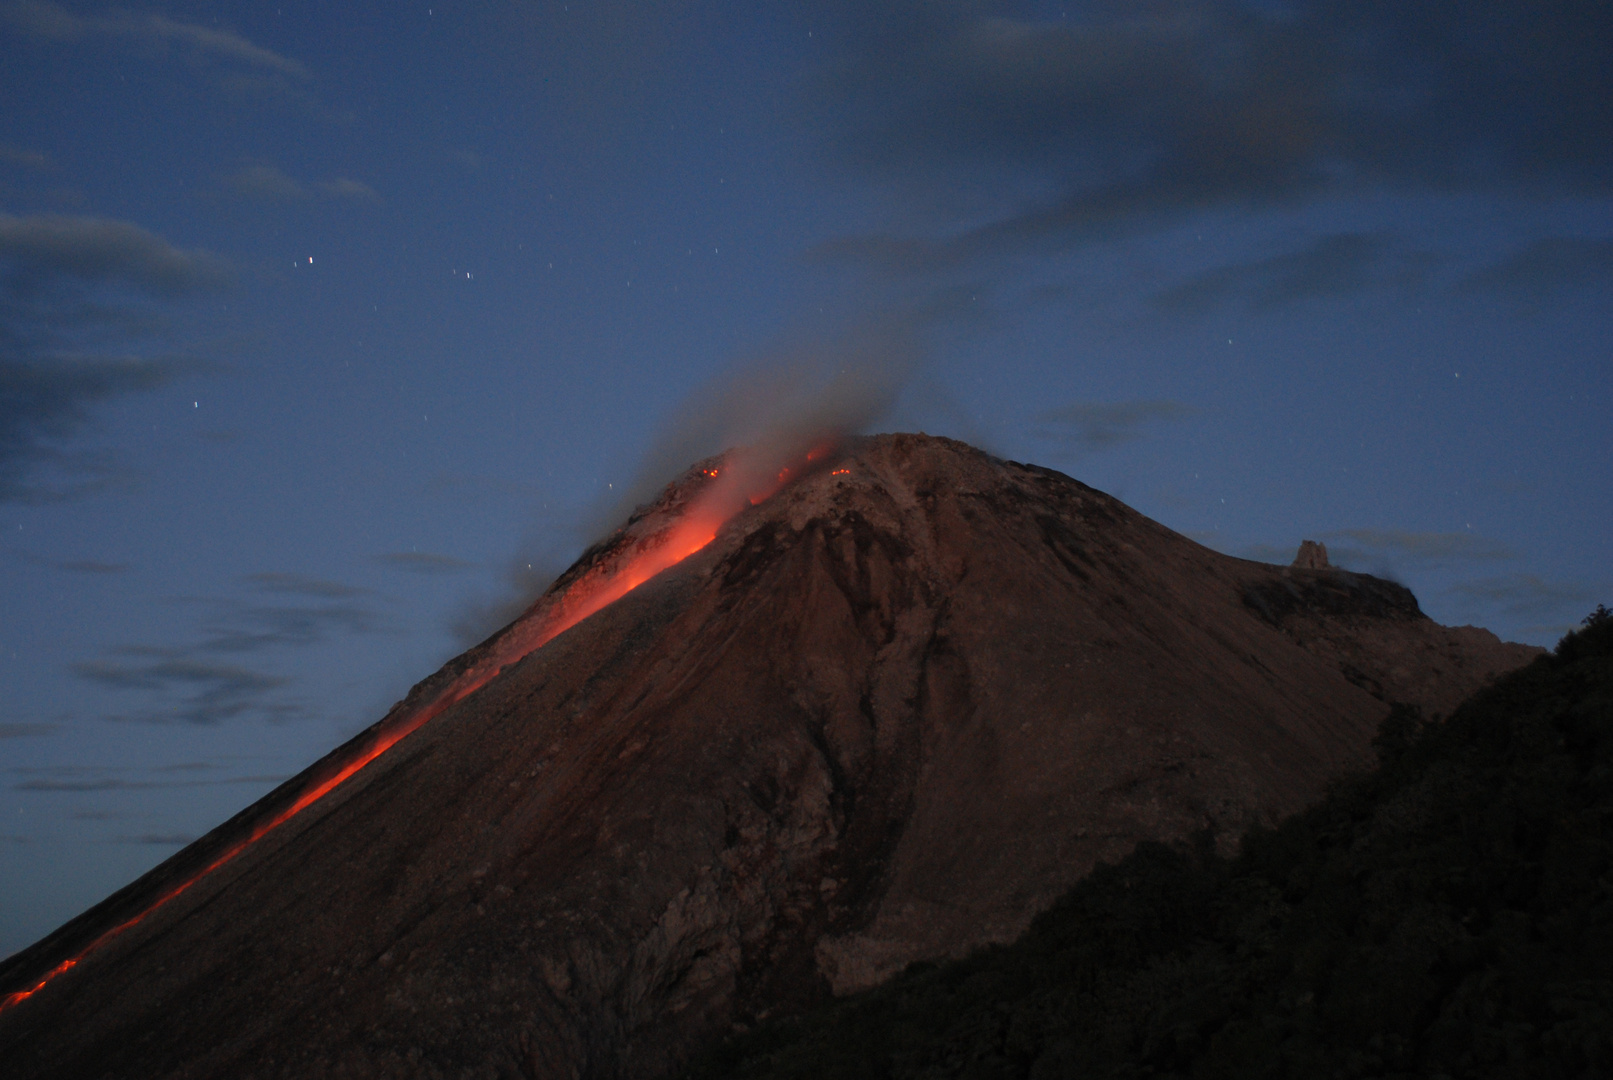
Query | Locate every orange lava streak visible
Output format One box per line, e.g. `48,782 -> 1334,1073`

0,517 -> 725,1016
0,959 -> 74,1011
0,680 -> 491,1013
0,440 -> 840,1015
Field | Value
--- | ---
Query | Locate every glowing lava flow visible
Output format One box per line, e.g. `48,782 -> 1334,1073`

0,441 -> 839,1015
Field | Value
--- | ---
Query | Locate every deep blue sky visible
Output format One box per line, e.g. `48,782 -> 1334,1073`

1,0 -> 1608,958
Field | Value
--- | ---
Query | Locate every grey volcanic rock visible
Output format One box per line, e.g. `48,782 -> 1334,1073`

0,434 -> 1540,1080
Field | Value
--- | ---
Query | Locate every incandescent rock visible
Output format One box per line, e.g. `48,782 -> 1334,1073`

0,434 -> 1542,1080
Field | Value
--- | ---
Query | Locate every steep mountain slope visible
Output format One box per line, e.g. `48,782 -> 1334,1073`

684,610 -> 1613,1080
0,434 -> 1538,1079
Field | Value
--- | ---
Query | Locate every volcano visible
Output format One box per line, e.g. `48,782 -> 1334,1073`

0,434 -> 1538,1079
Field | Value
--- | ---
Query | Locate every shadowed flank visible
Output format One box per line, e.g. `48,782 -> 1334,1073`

682,609 -> 1613,1080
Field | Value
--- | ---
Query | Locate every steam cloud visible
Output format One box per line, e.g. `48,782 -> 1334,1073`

589,317 -> 920,538
455,318 -> 920,647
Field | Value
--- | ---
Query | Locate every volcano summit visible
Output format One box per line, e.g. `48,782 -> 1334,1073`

0,434 -> 1538,1079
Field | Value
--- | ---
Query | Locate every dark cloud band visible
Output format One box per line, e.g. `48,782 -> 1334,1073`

0,213 -> 227,297
3,2 -> 311,81
813,1 -> 1612,263
1034,399 -> 1195,453
0,213 -> 226,502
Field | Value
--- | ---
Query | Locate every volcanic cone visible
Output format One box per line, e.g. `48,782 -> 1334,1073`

0,434 -> 1539,1079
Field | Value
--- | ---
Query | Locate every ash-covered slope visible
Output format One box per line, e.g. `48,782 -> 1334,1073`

0,434 -> 1538,1080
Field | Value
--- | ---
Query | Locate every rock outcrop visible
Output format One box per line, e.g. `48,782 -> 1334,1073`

0,435 -> 1541,1080
1292,539 -> 1330,569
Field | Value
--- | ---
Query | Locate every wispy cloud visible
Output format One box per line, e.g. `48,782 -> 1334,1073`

13,549 -> 131,573
128,14 -> 307,79
0,722 -> 56,738
224,166 -> 379,203
808,3 -> 1612,277
1033,399 -> 1194,453
1447,574 -> 1596,622
52,557 -> 129,573
73,652 -> 294,725
372,551 -> 475,574
224,163 -> 305,201
1324,529 -> 1516,564
242,571 -> 367,599
2,1 -> 311,81
11,757 -> 291,793
1456,237 -> 1613,306
15,771 -> 287,792
70,570 -> 390,724
11,762 -> 285,802
317,177 -> 379,201
196,603 -> 383,654
0,355 -> 204,502
0,212 -> 228,296
18,777 -> 146,791
0,144 -> 51,170
1151,233 -> 1439,315
192,574 -> 384,653
1,212 -> 225,502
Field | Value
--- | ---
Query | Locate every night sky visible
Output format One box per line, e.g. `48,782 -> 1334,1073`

1,0 -> 1608,959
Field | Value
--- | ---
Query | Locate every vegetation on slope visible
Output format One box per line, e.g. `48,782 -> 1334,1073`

685,608 -> 1613,1079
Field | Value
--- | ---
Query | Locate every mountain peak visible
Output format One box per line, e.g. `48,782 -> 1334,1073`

0,434 -> 1540,1079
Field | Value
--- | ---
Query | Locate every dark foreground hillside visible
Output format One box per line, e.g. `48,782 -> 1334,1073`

686,608 -> 1613,1080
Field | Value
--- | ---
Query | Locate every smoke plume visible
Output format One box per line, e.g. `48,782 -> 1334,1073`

450,317 -> 920,648
586,317 -> 919,540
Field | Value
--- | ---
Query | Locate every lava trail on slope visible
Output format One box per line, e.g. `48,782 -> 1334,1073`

0,439 -> 839,1013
